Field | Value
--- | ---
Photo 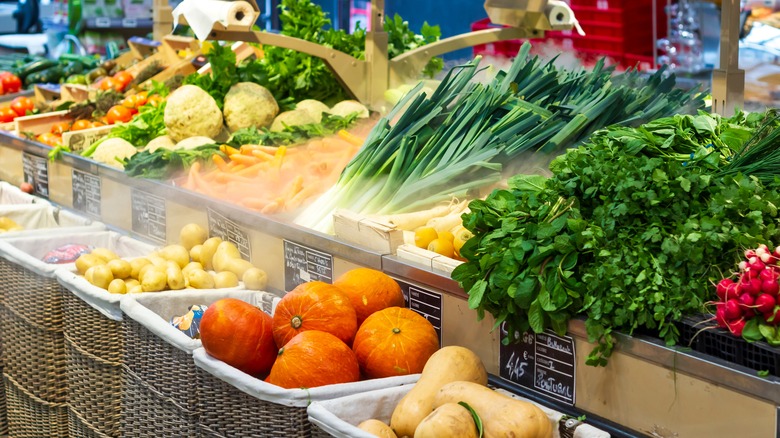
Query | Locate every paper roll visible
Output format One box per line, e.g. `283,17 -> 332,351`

546,0 -> 586,36
173,0 -> 257,41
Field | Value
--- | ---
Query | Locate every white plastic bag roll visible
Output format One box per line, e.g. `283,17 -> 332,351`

173,0 -> 257,40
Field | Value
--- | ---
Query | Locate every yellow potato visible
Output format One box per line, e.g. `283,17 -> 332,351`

107,259 -> 132,279
213,271 -> 239,289
242,268 -> 268,290
179,223 -> 209,251
189,245 -> 203,265
181,261 -> 203,279
86,264 -> 114,289
108,278 -> 127,295
224,258 -> 254,278
141,269 -> 167,292
6,226 -> 23,232
128,285 -> 144,294
148,256 -> 169,268
130,258 -> 152,279
187,269 -> 215,289
159,245 -> 190,269
212,241 -> 241,272
76,254 -> 105,276
166,261 -> 185,290
124,279 -> 140,289
0,217 -> 19,229
91,248 -> 120,262
199,237 -> 222,271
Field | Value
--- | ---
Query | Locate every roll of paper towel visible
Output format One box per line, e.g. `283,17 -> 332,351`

173,0 -> 257,40
546,0 -> 586,36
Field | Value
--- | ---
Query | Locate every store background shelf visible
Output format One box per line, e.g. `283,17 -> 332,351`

83,18 -> 154,31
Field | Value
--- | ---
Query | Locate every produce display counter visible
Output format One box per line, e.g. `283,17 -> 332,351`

0,132 -> 778,437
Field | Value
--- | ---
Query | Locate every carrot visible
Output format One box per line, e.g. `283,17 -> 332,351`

261,200 -> 282,215
235,162 -> 268,177
220,144 -> 240,156
241,197 -> 272,210
273,146 -> 287,169
228,153 -> 261,166
281,175 -> 304,200
250,149 -> 275,161
230,164 -> 246,173
189,162 -> 218,198
338,129 -> 364,147
215,172 -> 255,184
212,154 -> 229,172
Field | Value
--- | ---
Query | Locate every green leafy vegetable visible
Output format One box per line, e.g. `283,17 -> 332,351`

227,112 -> 360,147
122,144 -> 223,179
103,100 -> 168,147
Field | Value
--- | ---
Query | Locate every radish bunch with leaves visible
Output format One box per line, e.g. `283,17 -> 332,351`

711,244 -> 780,345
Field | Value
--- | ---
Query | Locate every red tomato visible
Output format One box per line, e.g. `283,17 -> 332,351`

36,132 -> 61,147
0,107 -> 16,123
10,96 -> 33,117
105,105 -> 133,124
1,74 -> 21,94
99,77 -> 125,92
113,71 -> 133,87
146,95 -> 164,107
122,93 -> 147,109
91,121 -> 105,128
71,119 -> 92,131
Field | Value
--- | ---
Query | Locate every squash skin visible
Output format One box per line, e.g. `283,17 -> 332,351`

414,402 -> 478,438
352,307 -> 439,379
199,298 -> 276,376
432,381 -> 552,438
357,419 -> 398,438
390,346 -> 487,438
272,281 -> 358,348
266,330 -> 360,389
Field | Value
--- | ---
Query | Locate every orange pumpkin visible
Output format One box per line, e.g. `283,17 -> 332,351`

352,307 -> 439,379
272,281 -> 358,348
266,330 -> 360,389
334,268 -> 405,325
200,298 -> 277,376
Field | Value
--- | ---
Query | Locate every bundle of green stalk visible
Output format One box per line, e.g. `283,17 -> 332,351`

295,43 -> 705,232
452,108 -> 780,366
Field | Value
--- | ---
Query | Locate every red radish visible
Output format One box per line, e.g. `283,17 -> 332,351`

764,307 -> 780,326
760,252 -> 773,263
745,249 -> 757,259
716,278 -> 734,300
754,294 -> 776,313
739,261 -> 748,271
762,279 -> 779,296
759,244 -> 769,251
750,260 -> 766,272
724,282 -> 741,301
715,306 -> 727,328
748,278 -> 763,296
724,299 -> 743,320
759,268 -> 777,282
748,268 -> 761,279
738,293 -> 755,310
727,318 -> 746,336
774,246 -> 780,257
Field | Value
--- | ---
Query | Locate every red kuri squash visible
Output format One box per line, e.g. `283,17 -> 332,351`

272,281 -> 358,348
199,298 -> 276,376
266,330 -> 360,389
352,306 -> 439,379
333,268 -> 405,325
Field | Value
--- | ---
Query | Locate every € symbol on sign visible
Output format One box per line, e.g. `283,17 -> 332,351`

523,351 -> 528,360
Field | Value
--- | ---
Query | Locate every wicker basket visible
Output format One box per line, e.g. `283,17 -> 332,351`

307,384 -> 611,438
0,366 -> 6,437
192,348 -> 420,438
3,373 -> 68,438
119,290 -> 279,437
0,231 -> 151,405
68,408 -> 112,438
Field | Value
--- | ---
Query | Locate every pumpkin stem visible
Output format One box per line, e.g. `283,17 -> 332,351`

291,315 -> 303,329
392,327 -> 401,334
278,347 -> 285,356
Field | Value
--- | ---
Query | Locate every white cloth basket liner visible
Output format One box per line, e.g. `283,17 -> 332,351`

307,384 -> 610,438
59,266 -> 252,322
0,181 -> 44,205
0,230 -> 154,278
193,347 -> 420,408
120,290 -> 281,355
0,203 -> 104,239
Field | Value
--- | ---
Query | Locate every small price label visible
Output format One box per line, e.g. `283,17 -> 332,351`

207,208 -> 251,261
396,279 -> 442,343
22,152 -> 49,198
499,324 -> 577,405
95,17 -> 112,27
283,240 -> 333,291
121,18 -> 137,28
131,189 -> 166,243
71,169 -> 101,218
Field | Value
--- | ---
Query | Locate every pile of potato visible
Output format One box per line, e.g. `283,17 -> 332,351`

0,217 -> 23,233
75,223 -> 267,294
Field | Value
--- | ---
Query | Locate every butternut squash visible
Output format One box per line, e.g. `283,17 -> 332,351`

414,402 -> 478,438
390,346 -> 487,438
358,419 -> 398,438
432,381 -> 552,438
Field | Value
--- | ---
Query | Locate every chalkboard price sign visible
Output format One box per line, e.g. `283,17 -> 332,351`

207,208 -> 251,261
22,152 -> 49,198
72,169 -> 101,218
283,240 -> 333,291
394,279 -> 442,344
498,323 -> 577,405
131,189 -> 167,243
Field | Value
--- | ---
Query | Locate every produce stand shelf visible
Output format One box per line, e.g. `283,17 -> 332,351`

0,131 -> 778,437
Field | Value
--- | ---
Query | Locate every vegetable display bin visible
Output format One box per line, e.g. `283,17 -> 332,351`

0,181 -> 42,205
0,366 -> 5,437
192,348 -> 419,438
0,203 -> 104,240
0,230 -> 143,409
307,384 -> 611,438
119,290 -> 278,437
2,373 -> 68,438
